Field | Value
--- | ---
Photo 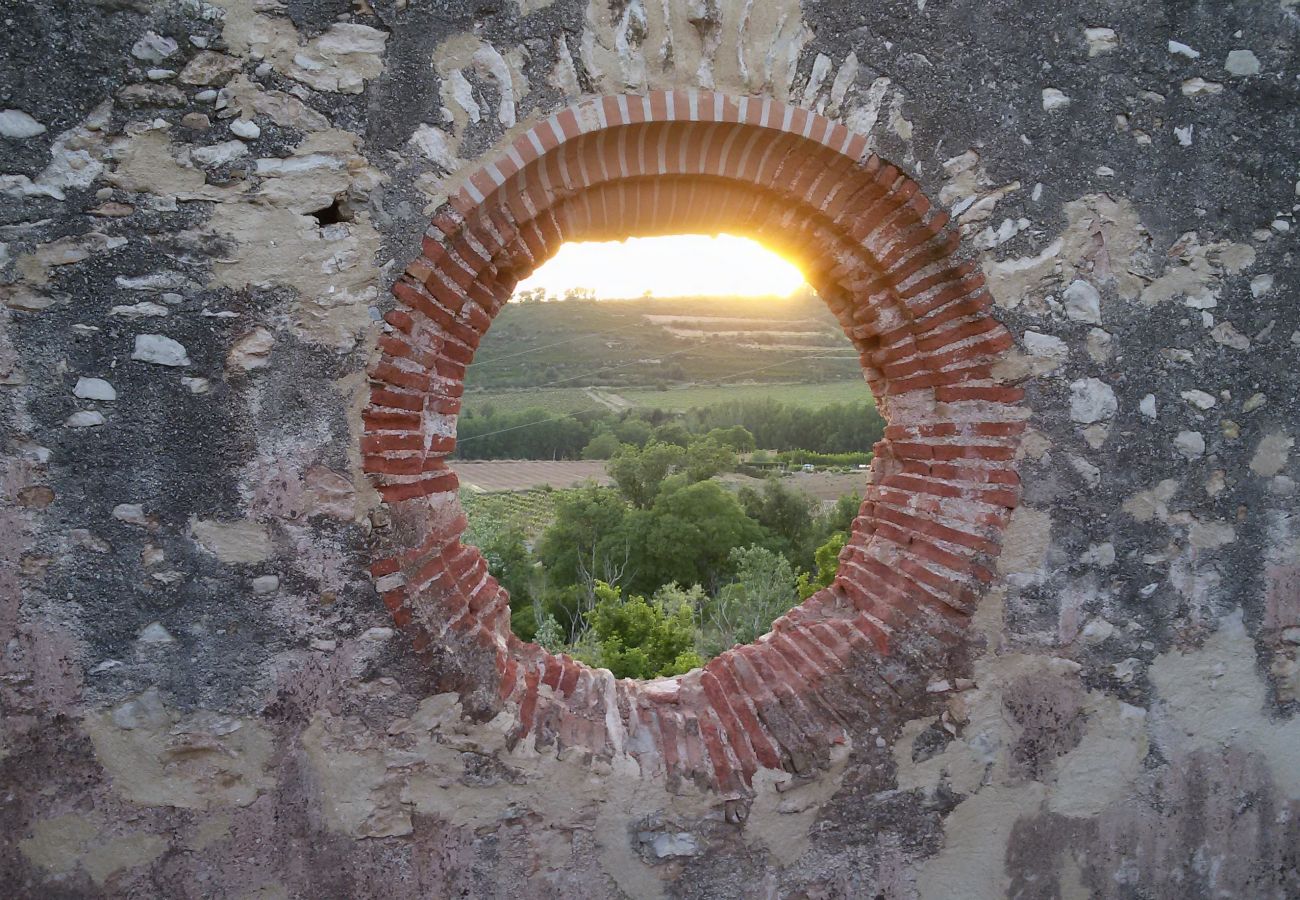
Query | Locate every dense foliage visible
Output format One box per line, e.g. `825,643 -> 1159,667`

685,399 -> 883,454
466,432 -> 862,677
455,398 -> 884,461
582,583 -> 702,679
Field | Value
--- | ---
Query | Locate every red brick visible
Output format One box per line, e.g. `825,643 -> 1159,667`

363,409 -> 421,432
704,657 -> 784,770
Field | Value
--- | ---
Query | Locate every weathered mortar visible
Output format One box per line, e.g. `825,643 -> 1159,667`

1,0 -> 1298,897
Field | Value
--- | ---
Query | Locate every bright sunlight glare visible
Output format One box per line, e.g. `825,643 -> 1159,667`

512,234 -> 807,300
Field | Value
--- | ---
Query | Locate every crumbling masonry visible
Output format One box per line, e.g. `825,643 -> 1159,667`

1,1 -> 1298,898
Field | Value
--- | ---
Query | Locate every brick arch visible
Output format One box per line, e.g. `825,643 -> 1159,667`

364,91 -> 1024,795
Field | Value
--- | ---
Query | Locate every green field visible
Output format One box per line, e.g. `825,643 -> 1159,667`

461,388 -> 602,416
618,380 -> 871,411
460,488 -> 568,544
463,293 -> 860,392
461,379 -> 872,418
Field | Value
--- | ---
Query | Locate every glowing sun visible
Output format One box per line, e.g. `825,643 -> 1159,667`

512,234 -> 808,300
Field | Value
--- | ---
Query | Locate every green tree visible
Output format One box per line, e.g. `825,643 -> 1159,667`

583,582 -> 702,679
582,431 -> 622,460
607,440 -> 685,508
738,478 -> 814,562
705,425 -> 756,453
534,613 -> 566,651
811,492 -> 861,546
478,525 -> 537,609
625,481 -> 767,594
796,530 -> 848,599
702,545 -> 799,653
651,421 -> 692,447
455,405 -> 594,460
614,417 -> 654,447
651,582 -> 709,619
535,486 -> 631,592
681,437 -> 737,483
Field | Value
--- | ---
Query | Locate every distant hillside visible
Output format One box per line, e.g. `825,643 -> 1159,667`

463,293 -> 859,393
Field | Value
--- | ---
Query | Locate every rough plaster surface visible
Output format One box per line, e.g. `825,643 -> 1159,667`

1,0 -> 1298,897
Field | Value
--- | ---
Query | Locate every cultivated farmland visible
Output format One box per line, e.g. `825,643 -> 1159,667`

456,460 -> 612,492
461,379 -> 872,417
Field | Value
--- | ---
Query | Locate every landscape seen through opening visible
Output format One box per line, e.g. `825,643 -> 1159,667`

456,235 -> 883,680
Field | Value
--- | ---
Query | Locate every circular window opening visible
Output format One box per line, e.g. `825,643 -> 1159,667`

364,93 -> 1023,792
455,234 -> 881,681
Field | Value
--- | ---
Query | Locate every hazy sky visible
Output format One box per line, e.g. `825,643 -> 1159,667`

512,234 -> 807,299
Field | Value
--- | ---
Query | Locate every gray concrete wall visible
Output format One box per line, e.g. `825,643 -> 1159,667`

1,1 -> 1298,897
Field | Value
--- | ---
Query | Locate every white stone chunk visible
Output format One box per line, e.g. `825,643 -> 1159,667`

1210,321 -> 1250,351
1084,28 -> 1118,56
116,272 -> 193,292
178,51 -> 243,86
1189,519 -> 1236,549
229,119 -> 261,140
1083,424 -> 1110,450
1225,49 -> 1261,76
1081,542 -> 1116,567
1140,394 -> 1157,419
975,217 -> 1030,250
191,518 -> 272,564
0,109 -> 47,138
131,32 -> 178,63
1250,432 -> 1293,477
73,377 -> 117,400
112,503 -> 148,525
228,327 -> 274,371
110,301 -> 169,318
1063,279 -> 1101,323
652,833 -> 699,858
138,622 -> 175,644
1181,389 -> 1216,410
1086,328 -> 1112,364
1081,618 -> 1115,645
182,377 -> 211,394
191,140 -> 248,167
1181,78 -> 1222,96
1174,430 -> 1206,459
132,334 -> 191,366
1024,330 -> 1068,359
408,124 -> 461,171
1041,88 -> 1071,111
1168,40 -> 1200,59
1069,378 -> 1117,424
1069,454 -> 1101,487
65,410 -> 106,428
252,574 -> 280,595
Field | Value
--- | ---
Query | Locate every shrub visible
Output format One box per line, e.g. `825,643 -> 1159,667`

582,582 -> 702,679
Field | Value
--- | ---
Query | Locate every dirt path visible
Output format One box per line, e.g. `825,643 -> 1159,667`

584,387 -> 633,411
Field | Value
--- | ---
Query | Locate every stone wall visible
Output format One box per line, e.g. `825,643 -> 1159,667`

2,1 -> 1298,897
